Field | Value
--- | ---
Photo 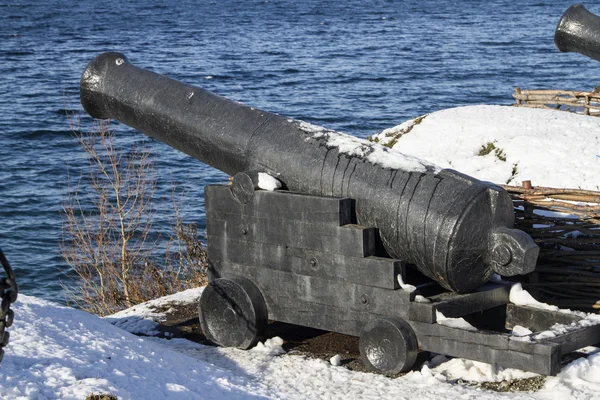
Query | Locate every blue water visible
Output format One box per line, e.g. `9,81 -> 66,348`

1,0 -> 599,303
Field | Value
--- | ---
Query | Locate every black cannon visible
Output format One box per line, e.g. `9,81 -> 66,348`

555,4 -> 600,61
76,53 -> 600,376
81,52 -> 538,294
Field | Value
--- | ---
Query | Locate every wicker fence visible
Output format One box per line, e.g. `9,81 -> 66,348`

513,87 -> 600,116
502,182 -> 600,311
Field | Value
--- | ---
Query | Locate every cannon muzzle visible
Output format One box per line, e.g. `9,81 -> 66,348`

80,52 -> 539,293
555,4 -> 600,62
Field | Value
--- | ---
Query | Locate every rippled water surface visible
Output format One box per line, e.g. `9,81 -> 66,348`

2,0 -> 599,302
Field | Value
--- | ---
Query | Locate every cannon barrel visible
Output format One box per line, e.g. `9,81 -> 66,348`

555,4 -> 600,62
80,52 -> 538,293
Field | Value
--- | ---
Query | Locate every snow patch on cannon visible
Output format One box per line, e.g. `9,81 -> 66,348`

294,119 -> 441,174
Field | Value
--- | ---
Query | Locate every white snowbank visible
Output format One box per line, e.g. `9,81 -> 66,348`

545,353 -> 600,394
110,287 -> 204,321
373,106 -> 600,190
106,287 -> 204,336
0,295 -> 273,399
4,291 -> 600,399
430,358 -> 539,383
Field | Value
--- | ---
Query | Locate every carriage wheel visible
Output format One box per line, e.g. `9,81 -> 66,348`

359,317 -> 418,374
198,277 -> 267,349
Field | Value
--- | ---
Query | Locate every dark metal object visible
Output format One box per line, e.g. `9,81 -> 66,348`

198,277 -> 267,349
555,4 -> 600,62
359,318 -> 418,374
203,185 -> 600,375
80,52 -> 538,293
0,249 -> 18,363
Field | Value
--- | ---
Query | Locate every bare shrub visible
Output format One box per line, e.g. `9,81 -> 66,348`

61,119 -> 207,316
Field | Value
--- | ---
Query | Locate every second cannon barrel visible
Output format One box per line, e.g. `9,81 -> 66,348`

555,4 -> 600,62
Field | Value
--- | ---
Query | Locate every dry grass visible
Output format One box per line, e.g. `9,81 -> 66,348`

86,394 -> 118,400
61,119 -> 207,316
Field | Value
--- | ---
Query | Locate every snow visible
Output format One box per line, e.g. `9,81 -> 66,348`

4,106 -> 600,399
509,283 -> 588,318
509,283 -> 560,312
397,274 -> 417,293
372,105 -> 600,190
0,295 -> 274,400
430,358 -> 539,383
4,291 -> 600,400
249,336 -> 285,356
110,287 -> 204,321
106,287 -> 204,336
294,119 -> 442,174
512,325 -> 533,337
397,275 -> 431,302
545,353 -> 600,394
533,315 -> 600,342
257,172 -> 282,191
329,354 -> 341,367
414,294 -> 430,303
435,311 -> 478,331
508,284 -> 600,344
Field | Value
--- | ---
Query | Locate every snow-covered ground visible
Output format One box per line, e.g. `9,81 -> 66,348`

371,105 -> 600,190
3,106 -> 600,399
2,287 -> 600,400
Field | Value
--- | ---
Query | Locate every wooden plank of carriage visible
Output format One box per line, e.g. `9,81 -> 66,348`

501,180 -> 600,311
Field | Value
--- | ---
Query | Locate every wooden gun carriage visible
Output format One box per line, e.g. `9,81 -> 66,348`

79,52 -> 600,375
201,181 -> 600,375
